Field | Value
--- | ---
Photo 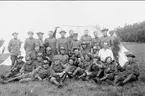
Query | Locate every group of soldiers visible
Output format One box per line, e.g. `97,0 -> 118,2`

0,27 -> 140,88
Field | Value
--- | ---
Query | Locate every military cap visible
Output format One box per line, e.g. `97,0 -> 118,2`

60,46 -> 65,50
37,53 -> 43,57
101,28 -> 109,32
17,55 -> 24,59
36,32 -> 44,35
59,30 -> 66,34
125,52 -> 135,58
27,31 -> 34,35
43,60 -> 49,64
26,56 -> 31,61
81,42 -> 87,45
46,47 -> 52,51
12,32 -> 18,36
73,47 -> 80,52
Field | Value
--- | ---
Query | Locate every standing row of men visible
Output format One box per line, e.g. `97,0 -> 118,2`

8,27 -> 113,68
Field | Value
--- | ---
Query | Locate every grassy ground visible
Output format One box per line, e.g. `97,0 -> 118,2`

0,43 -> 145,96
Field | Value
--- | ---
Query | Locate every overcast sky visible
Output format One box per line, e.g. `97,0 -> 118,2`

0,1 -> 145,42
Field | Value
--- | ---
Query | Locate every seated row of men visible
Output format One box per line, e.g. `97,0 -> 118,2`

0,45 -> 140,88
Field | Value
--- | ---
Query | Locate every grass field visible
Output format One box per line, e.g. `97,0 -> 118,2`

0,43 -> 145,96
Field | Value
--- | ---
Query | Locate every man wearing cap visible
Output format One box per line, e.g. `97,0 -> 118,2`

35,32 -> 45,55
24,31 -> 36,60
44,47 -> 54,65
1,55 -> 25,80
99,28 -> 113,49
70,33 -> 81,52
8,32 -> 22,68
33,53 -> 44,68
114,54 -> 140,86
81,41 -> 91,56
67,30 -> 74,52
92,31 -> 101,50
44,27 -> 59,55
56,30 -> 68,54
53,46 -> 69,65
80,29 -> 92,52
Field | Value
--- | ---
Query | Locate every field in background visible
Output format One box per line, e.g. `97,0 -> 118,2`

0,43 -> 144,96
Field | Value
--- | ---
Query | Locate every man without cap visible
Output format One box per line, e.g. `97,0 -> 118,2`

56,30 -> 68,54
8,32 -> 22,68
99,28 -> 114,49
81,41 -> 91,57
35,32 -> 45,55
80,29 -> 92,52
44,27 -> 59,55
70,33 -> 81,52
24,31 -> 36,60
33,53 -> 44,68
44,47 -> 54,66
67,30 -> 74,52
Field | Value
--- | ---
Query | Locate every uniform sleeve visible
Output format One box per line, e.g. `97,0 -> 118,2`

56,39 -> 59,52
8,40 -> 12,52
44,39 -> 49,48
80,36 -> 83,43
24,39 -> 27,51
35,39 -> 40,52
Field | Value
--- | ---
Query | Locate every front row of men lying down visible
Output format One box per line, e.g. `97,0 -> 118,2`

0,47 -> 140,88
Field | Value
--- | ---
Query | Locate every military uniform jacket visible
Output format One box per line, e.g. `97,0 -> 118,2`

8,38 -> 22,56
65,63 -> 77,73
35,38 -> 44,53
24,37 -> 36,53
44,37 -> 57,54
56,37 -> 68,52
11,61 -> 25,73
50,63 -> 66,76
53,54 -> 69,64
80,35 -> 92,45
92,37 -> 101,48
33,60 -> 44,68
123,61 -> 140,76
20,63 -> 36,74
70,40 -> 81,51
67,36 -> 74,51
99,36 -> 113,48
104,63 -> 118,75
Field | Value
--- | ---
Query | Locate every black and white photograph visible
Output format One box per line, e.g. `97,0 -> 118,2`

0,1 -> 145,96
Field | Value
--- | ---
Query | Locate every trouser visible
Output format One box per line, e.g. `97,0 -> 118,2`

10,55 -> 17,68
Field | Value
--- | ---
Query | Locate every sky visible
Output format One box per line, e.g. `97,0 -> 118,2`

0,1 -> 145,44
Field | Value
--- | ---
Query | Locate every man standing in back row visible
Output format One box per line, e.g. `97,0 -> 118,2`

24,31 -> 36,60
8,32 -> 22,68
99,28 -> 114,49
56,30 -> 68,54
80,29 -> 92,52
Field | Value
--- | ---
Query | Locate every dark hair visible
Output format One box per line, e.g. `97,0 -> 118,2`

105,56 -> 112,63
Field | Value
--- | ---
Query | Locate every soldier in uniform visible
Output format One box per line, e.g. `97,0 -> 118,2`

33,53 -> 44,68
49,58 -> 68,88
8,32 -> 22,68
44,27 -> 59,55
1,55 -> 25,80
44,47 -> 54,66
35,32 -> 45,55
114,54 -> 140,86
67,30 -> 74,53
53,47 -> 69,65
81,41 -> 91,57
99,56 -> 118,85
70,33 -> 81,52
1,57 -> 36,83
99,28 -> 113,49
91,45 -> 100,57
56,30 -> 68,54
24,31 -> 36,60
80,29 -> 92,52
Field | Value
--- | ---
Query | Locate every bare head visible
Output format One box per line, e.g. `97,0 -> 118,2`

84,29 -> 89,36
69,30 -> 74,36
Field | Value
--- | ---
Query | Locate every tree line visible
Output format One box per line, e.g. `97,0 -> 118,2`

115,21 -> 145,43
